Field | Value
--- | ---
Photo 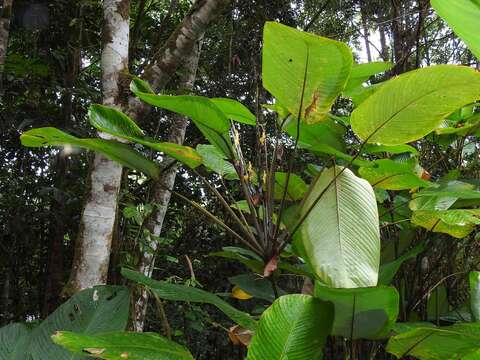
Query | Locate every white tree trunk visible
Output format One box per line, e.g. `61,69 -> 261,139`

132,41 -> 202,332
0,0 -> 13,95
66,0 -> 130,293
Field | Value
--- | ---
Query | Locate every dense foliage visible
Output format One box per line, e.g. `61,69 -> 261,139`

1,0 -> 480,359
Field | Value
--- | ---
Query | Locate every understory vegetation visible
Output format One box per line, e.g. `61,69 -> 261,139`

1,0 -> 480,359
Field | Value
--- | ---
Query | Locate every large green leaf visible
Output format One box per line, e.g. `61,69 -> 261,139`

196,144 -> 237,179
470,271 -> 480,322
363,144 -> 418,155
0,286 -> 129,360
52,331 -> 194,360
412,209 -> 480,238
282,115 -> 346,153
351,65 -> 480,145
298,166 -> 380,288
20,127 -> 160,179
130,80 -> 232,156
262,22 -> 352,124
409,180 -> 480,211
359,159 -> 431,190
121,268 -> 257,331
273,172 -> 308,201
89,104 -> 202,169
210,98 -> 256,125
387,323 -> 480,359
431,0 -> 480,59
344,61 -> 393,92
379,243 -> 425,285
314,284 -> 399,339
246,294 -> 333,360
0,323 -> 31,360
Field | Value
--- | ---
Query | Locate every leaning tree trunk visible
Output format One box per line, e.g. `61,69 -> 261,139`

65,0 -> 130,293
126,0 -> 230,121
0,0 -> 13,95
132,42 -> 202,331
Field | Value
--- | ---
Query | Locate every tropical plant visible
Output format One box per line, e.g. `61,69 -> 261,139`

12,12 -> 480,360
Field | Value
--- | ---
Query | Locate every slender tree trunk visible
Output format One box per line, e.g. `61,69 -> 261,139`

359,0 -> 372,62
132,40 -> 202,332
0,0 -> 13,95
42,5 -> 83,315
65,0 -> 130,294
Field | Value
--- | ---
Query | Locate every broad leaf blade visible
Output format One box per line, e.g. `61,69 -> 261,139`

52,331 -> 194,360
387,323 -> 480,360
89,104 -> 202,168
122,269 -> 257,331
359,159 -> 431,190
21,127 -> 160,179
299,166 -> 380,288
130,81 -> 232,156
210,98 -> 256,125
431,0 -> 480,59
314,285 -> 399,339
412,209 -> 480,238
263,22 -> 353,124
0,286 -> 130,360
246,294 -> 333,360
351,65 -> 480,145
0,323 -> 31,360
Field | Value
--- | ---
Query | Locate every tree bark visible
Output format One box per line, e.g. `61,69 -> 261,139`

359,0 -> 372,62
127,0 -> 230,121
65,0 -> 130,294
131,40 -> 202,332
0,0 -> 13,95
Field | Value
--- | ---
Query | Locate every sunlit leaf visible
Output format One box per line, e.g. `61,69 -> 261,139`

263,22 -> 353,124
246,294 -> 333,360
431,0 -> 480,59
52,331 -> 194,360
351,65 -> 480,145
21,127 -> 160,179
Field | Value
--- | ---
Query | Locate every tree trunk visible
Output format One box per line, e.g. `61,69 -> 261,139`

42,5 -> 83,315
359,0 -> 372,62
0,0 -> 13,95
132,40 -> 202,332
127,0 -> 229,122
65,0 -> 130,294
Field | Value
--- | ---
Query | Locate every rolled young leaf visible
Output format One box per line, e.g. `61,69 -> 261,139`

246,294 -> 334,360
351,65 -> 480,145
